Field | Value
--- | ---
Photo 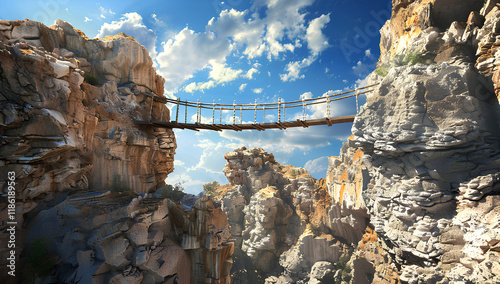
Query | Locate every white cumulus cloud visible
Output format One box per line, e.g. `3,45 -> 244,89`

156,28 -> 232,92
304,156 -> 329,175
157,0 -> 331,92
97,12 -> 157,59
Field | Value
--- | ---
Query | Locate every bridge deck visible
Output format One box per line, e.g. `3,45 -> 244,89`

134,115 -> 355,131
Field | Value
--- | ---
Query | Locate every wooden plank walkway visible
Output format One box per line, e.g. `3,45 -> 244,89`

134,115 -> 355,131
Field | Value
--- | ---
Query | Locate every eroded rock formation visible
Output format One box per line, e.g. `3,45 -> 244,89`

212,147 -> 354,283
0,19 -> 234,284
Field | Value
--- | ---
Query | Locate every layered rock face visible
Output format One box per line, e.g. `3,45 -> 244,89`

21,190 -> 234,283
213,147 -> 351,283
0,19 -> 208,284
353,63 -> 500,283
323,0 -> 500,282
0,19 -> 175,199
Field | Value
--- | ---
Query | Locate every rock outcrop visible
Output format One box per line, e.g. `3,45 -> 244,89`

217,1 -> 500,283
0,19 -> 234,284
0,19 -> 174,202
320,0 -> 500,283
212,147 -> 357,283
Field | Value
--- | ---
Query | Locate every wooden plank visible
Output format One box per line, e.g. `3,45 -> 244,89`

297,119 -> 309,128
326,118 -> 332,126
251,124 -> 265,131
134,114 -> 356,131
227,124 -> 242,131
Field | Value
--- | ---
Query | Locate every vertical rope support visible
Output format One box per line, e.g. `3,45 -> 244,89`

278,98 -> 281,122
254,99 -> 257,124
327,97 -> 331,118
282,99 -> 285,122
149,96 -> 154,121
355,84 -> 359,114
233,100 -> 236,125
356,93 -> 359,114
302,98 -> 306,121
263,107 -> 266,123
196,99 -> 200,124
175,98 -> 180,122
185,100 -> 188,123
219,107 -> 222,124
160,103 -> 164,122
240,107 -> 243,124
212,100 -> 215,124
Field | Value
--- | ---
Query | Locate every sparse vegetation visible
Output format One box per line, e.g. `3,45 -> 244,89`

23,237 -> 58,284
335,253 -> 352,279
203,181 -> 220,197
157,182 -> 186,202
83,73 -> 99,86
375,52 -> 426,77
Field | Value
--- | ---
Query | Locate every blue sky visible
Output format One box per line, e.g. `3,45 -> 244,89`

2,0 -> 390,194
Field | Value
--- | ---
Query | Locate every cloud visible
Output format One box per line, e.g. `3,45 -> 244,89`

253,88 -> 263,94
304,156 -> 329,175
157,0 -> 331,92
280,55 -> 314,82
84,17 -> 92,22
174,160 -> 185,167
209,62 -> 243,83
305,13 -> 330,55
97,12 -> 157,58
152,14 -> 166,27
365,49 -> 373,58
156,28 -> 232,92
279,13 -> 331,81
220,125 -> 351,163
99,6 -> 115,19
291,89 -> 353,120
239,83 -> 247,91
184,81 -> 216,93
190,139 -> 244,174
243,67 -> 259,79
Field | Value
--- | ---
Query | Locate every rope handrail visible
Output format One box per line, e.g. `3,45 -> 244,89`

143,83 -> 378,109
171,89 -> 373,111
142,82 -> 379,125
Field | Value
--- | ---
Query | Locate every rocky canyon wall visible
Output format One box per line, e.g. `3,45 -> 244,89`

0,19 -> 234,284
331,0 -> 500,282
211,1 -> 500,283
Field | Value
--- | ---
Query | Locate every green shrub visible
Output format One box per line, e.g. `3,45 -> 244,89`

374,67 -> 389,77
335,253 -> 352,275
23,237 -> 58,283
158,182 -> 186,202
376,52 -> 426,77
83,73 -> 99,86
203,181 -> 219,197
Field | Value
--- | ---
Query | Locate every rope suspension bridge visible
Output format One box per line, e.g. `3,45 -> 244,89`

134,83 -> 379,131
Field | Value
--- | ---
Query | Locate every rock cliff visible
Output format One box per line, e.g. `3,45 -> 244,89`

212,1 -> 500,283
0,19 -> 233,284
211,147 -> 354,283
333,0 -> 500,282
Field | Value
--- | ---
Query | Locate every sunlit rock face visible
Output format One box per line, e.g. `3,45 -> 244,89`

215,147 -> 356,283
352,62 -> 500,282
0,19 -> 175,217
0,19 -> 184,283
